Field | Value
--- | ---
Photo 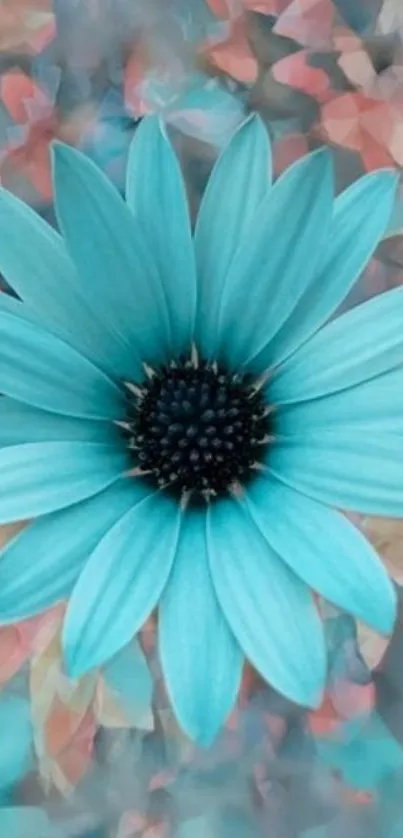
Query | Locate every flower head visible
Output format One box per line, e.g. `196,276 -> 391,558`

0,115 -> 399,745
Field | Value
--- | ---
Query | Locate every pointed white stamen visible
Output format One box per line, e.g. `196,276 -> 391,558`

249,371 -> 270,395
202,488 -> 217,502
180,490 -> 192,511
124,381 -> 144,398
191,343 -> 199,368
126,466 -> 152,478
113,420 -> 133,432
143,363 -> 156,379
230,480 -> 244,499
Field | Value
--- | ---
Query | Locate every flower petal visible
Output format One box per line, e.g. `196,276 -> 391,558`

0,481 -> 146,623
269,434 -> 403,516
0,398 -> 117,446
0,186 -> 132,381
270,286 -> 403,404
255,169 -> 398,368
0,289 -> 45,325
216,149 -> 333,371
53,143 -> 170,369
207,498 -> 326,708
126,117 -> 196,356
0,442 -> 128,523
0,311 -> 124,419
0,186 -> 77,318
245,476 -> 396,634
194,115 -> 271,357
63,492 -> 181,677
277,366 -> 403,434
159,509 -> 243,746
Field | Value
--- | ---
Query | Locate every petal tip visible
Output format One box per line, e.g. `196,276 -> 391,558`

372,580 -> 398,637
167,700 -> 225,749
51,140 -> 82,179
375,168 -> 400,202
305,683 -> 325,711
273,674 -> 325,711
63,652 -> 88,682
195,731 -> 219,749
376,166 -> 400,182
186,720 -> 221,749
62,631 -> 91,681
51,139 -> 72,162
51,140 -> 93,178
312,146 -> 333,174
132,113 -> 165,146
241,111 -> 264,131
229,112 -> 269,152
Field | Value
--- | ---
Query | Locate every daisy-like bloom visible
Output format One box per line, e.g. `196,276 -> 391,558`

0,115 -> 400,746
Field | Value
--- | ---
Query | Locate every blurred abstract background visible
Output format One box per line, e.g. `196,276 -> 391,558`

2,1 -> 403,836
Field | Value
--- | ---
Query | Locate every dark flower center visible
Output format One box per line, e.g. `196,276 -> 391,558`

122,354 -> 272,501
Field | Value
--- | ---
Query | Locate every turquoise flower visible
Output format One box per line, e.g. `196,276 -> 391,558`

0,115 -> 400,745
